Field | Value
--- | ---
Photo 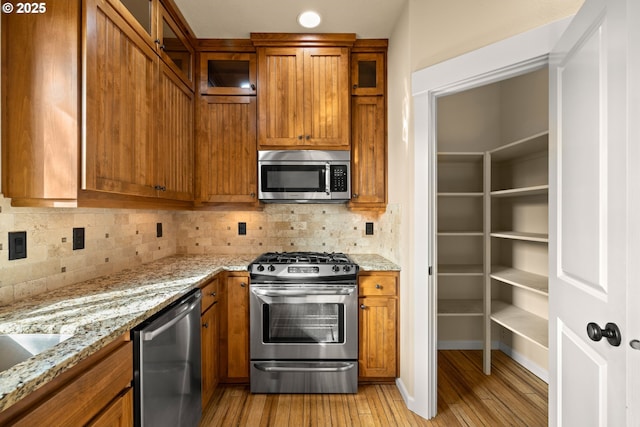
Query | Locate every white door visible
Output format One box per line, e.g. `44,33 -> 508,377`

549,0 -> 639,425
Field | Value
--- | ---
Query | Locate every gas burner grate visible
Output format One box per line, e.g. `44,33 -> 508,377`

254,252 -> 352,264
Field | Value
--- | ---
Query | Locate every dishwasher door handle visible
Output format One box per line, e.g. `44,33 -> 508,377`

142,294 -> 201,341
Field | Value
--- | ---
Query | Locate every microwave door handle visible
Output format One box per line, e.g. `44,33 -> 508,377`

325,163 -> 331,195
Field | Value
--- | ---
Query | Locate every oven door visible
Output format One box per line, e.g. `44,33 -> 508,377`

249,283 -> 358,360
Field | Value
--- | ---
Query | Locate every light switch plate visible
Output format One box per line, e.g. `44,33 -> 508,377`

73,227 -> 85,250
8,231 -> 27,260
365,222 -> 374,235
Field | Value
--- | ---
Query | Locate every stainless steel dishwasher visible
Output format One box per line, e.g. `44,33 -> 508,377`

132,289 -> 202,427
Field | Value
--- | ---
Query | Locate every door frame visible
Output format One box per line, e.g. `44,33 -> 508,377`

409,17 -> 573,419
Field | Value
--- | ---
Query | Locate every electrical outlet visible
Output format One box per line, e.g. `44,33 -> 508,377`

8,231 -> 27,260
73,227 -> 85,250
157,223 -> 163,238
365,222 -> 374,235
238,222 -> 247,235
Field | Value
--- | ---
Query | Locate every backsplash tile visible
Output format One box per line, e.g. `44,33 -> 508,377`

0,194 -> 400,306
0,195 -> 177,306
176,203 -> 400,260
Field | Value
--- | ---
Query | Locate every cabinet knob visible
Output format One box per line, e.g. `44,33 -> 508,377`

298,135 -> 303,140
360,304 -> 366,310
353,84 -> 358,90
375,284 -> 382,289
202,322 -> 209,328
352,193 -> 359,198
250,192 -> 255,198
306,135 -> 311,140
587,322 -> 621,346
209,292 -> 216,297
241,282 -> 247,287
251,84 -> 256,91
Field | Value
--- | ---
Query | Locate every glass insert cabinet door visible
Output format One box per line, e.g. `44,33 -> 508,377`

199,53 -> 257,95
351,52 -> 384,96
117,0 -> 153,35
160,13 -> 193,84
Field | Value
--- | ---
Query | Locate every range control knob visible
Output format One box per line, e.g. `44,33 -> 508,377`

268,265 -> 276,272
332,265 -> 341,272
257,265 -> 265,272
343,265 -> 352,272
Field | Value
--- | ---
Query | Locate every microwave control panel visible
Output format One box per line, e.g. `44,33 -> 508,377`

330,165 -> 348,192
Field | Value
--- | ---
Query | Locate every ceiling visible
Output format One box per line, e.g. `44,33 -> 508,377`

173,0 -> 407,39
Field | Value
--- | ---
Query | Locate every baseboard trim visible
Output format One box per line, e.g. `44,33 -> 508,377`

498,343 -> 549,383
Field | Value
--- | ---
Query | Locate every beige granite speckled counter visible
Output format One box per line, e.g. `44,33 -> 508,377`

0,253 -> 399,413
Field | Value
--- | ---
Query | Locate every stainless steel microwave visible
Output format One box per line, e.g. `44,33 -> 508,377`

258,150 -> 351,203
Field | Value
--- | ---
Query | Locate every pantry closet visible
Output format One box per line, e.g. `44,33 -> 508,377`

435,67 -> 549,379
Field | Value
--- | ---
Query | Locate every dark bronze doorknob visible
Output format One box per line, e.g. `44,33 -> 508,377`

587,322 -> 621,346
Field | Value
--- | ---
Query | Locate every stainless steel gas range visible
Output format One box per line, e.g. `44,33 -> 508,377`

248,252 -> 359,394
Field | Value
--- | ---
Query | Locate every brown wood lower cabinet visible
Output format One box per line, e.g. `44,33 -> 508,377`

219,272 -> 250,383
0,334 -> 133,427
201,277 -> 220,407
88,388 -> 134,427
358,271 -> 399,381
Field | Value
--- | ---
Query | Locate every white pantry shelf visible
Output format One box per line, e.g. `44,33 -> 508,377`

491,301 -> 549,349
438,299 -> 484,317
490,266 -> 548,296
491,231 -> 548,243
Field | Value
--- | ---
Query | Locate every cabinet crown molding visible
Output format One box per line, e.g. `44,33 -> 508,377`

250,32 -> 356,47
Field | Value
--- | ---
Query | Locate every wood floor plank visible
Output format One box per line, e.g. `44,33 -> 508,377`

240,393 -> 267,427
200,350 -> 548,427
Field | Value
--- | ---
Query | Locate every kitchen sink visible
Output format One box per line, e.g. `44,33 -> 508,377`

0,334 -> 72,372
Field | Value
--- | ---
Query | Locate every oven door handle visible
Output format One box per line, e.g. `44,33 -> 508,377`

251,287 -> 355,297
253,362 -> 356,373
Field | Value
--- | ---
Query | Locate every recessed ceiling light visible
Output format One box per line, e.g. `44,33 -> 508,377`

298,11 -> 321,29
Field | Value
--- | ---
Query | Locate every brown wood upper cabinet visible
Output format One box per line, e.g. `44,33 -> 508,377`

1,0 -> 195,208
197,96 -> 257,204
349,40 -> 388,211
252,33 -> 355,150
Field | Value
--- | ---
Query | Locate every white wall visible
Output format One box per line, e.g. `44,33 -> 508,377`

385,0 -> 583,406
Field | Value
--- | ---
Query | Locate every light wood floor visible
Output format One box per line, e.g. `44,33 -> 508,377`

200,350 -> 548,427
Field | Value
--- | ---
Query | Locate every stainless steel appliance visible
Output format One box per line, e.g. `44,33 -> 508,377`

132,289 -> 202,427
258,150 -> 350,203
249,252 -> 359,393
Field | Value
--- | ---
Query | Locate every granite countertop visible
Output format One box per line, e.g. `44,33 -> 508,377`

0,252 -> 399,413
